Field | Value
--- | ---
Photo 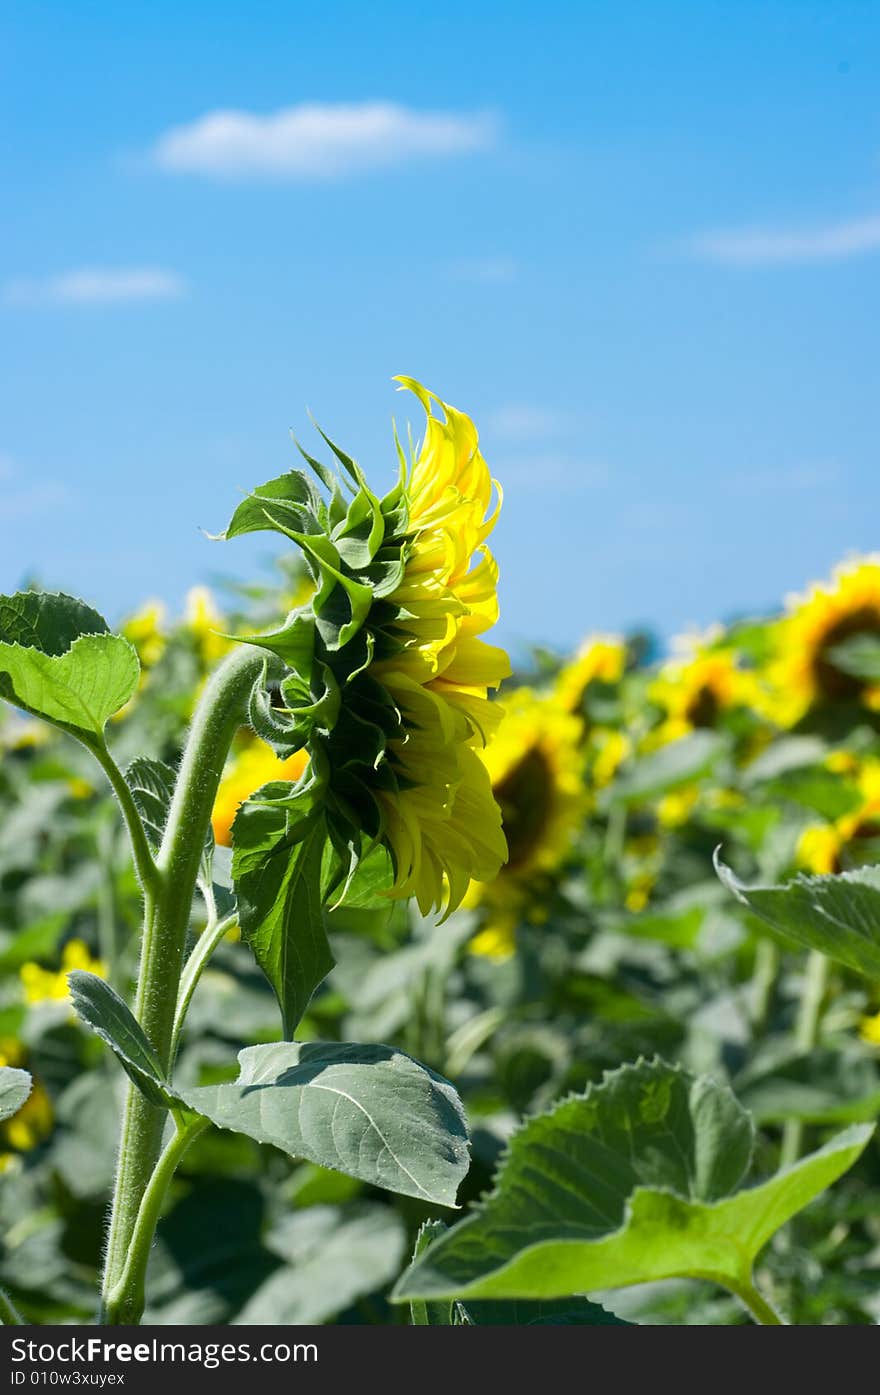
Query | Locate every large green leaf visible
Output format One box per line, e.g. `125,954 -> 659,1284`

232,794 -> 333,1038
235,1204 -> 405,1324
0,591 -> 138,740
394,1059 -> 873,1314
0,1067 -> 32,1123
715,852 -> 880,978
178,1041 -> 469,1205
67,970 -> 178,1109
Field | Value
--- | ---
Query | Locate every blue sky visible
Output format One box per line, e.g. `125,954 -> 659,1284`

2,1 -> 879,658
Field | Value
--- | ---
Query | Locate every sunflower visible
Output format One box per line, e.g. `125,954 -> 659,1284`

223,378 -> 510,918
796,756 -> 880,875
468,688 -> 585,957
212,738 -> 310,847
555,634 -> 626,713
186,586 -> 233,666
769,557 -> 880,724
121,600 -> 167,670
20,939 -> 106,1006
648,635 -> 761,745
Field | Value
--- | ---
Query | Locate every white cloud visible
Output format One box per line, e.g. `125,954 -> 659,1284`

0,457 -> 69,519
150,101 -> 498,179
448,256 -> 518,283
499,455 -> 609,492
723,462 -> 840,495
688,214 -> 880,265
4,268 -> 187,306
488,405 -> 572,439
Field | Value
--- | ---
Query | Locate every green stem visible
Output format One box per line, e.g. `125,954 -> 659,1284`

100,645 -> 266,1325
169,911 -> 238,1064
101,1115 -> 208,1325
780,950 -> 830,1168
0,1287 -> 23,1325
729,1276 -> 786,1326
89,738 -> 161,899
749,938 -> 779,1038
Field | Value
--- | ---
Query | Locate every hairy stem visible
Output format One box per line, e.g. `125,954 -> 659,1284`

100,645 -> 266,1325
170,911 -> 238,1065
89,738 -> 161,899
730,1275 -> 786,1326
101,1116 -> 208,1325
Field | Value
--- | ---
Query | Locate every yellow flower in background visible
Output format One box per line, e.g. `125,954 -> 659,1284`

122,600 -> 167,669
186,586 -> 232,665
212,738 -> 310,847
555,634 -> 626,712
797,756 -> 880,875
20,939 -> 106,1006
479,688 -> 584,882
648,637 -> 761,745
370,380 -> 510,916
657,785 -> 700,829
625,869 -> 656,913
769,556 -> 880,725
0,1039 -> 53,1155
591,727 -> 631,789
861,1011 -> 880,1047
468,688 -> 585,956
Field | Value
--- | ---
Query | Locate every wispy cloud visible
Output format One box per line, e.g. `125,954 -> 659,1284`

499,454 -> 608,493
0,455 -> 69,520
723,462 -> 840,495
149,101 -> 498,180
448,256 -> 518,284
687,213 -> 880,266
4,267 -> 187,306
487,404 -> 573,439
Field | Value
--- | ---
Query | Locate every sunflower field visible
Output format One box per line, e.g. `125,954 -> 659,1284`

4,382 -> 880,1329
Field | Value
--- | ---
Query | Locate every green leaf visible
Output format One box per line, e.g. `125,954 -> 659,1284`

236,1204 -> 406,1324
614,731 -> 725,803
125,756 -> 214,886
406,1222 -> 628,1325
0,1067 -> 32,1123
232,796 -> 333,1038
178,1040 -> 469,1205
827,633 -> 880,682
0,592 -> 138,740
715,852 -> 880,978
393,1059 -> 873,1310
67,970 -> 179,1109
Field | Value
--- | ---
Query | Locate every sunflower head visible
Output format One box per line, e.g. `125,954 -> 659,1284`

554,634 -> 626,713
796,754 -> 880,874
769,558 -> 880,725
648,637 -> 760,744
478,687 -> 585,884
222,379 -> 509,918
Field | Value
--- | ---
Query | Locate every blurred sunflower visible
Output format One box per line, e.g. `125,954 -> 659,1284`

555,633 -> 626,713
797,755 -> 880,875
121,600 -> 167,670
648,635 -> 761,745
468,688 -> 585,957
213,738 -> 310,847
186,586 -> 233,666
20,939 -> 106,1006
769,557 -> 880,725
